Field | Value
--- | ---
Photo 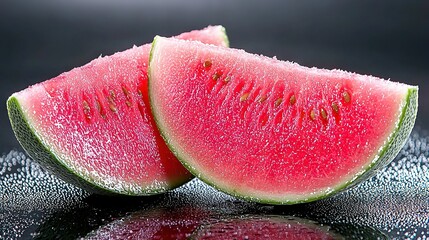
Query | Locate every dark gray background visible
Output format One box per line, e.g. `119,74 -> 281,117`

1,0 -> 428,152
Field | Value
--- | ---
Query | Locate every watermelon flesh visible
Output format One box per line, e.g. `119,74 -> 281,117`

7,26 -> 229,195
149,37 -> 418,204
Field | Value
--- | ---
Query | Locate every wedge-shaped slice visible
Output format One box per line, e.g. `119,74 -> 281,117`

8,26 -> 229,195
149,37 -> 418,204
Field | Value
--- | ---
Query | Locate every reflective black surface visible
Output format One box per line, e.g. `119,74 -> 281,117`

1,131 -> 429,238
1,1 -> 428,239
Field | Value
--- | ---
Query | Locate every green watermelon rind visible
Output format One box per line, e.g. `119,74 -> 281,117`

7,96 -> 108,195
219,26 -> 230,48
7,96 -> 189,196
148,37 -> 418,204
335,87 -> 418,193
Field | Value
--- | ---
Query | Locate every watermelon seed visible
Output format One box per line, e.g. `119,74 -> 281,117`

224,76 -> 231,82
203,60 -> 212,68
309,109 -> 316,120
82,100 -> 91,120
257,95 -> 267,103
342,91 -> 351,103
274,98 -> 283,107
331,102 -> 339,113
95,100 -> 101,112
95,98 -> 106,118
137,89 -> 143,96
289,94 -> 296,105
240,93 -> 250,102
109,103 -> 117,113
212,71 -> 222,81
137,103 -> 147,122
122,85 -> 132,107
105,90 -> 117,113
109,90 -> 116,101
106,94 -> 115,109
122,86 -> 131,98
320,107 -> 328,120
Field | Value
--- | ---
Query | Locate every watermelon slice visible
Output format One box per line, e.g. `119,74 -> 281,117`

148,37 -> 418,204
7,26 -> 229,195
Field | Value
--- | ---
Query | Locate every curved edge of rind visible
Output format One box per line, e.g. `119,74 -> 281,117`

148,36 -> 250,204
148,37 -> 286,204
6,27 -> 230,197
7,95 -> 182,196
216,86 -> 416,205
148,36 -> 233,199
271,85 -> 418,204
219,26 -> 230,48
278,85 -> 418,204
339,86 -> 419,191
148,36 -> 160,71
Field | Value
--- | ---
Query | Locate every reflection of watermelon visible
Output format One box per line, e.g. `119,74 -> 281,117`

7,26 -> 229,195
189,215 -> 341,239
149,37 -> 418,204
85,208 -> 207,240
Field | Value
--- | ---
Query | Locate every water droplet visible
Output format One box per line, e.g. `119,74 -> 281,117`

0,151 -> 88,239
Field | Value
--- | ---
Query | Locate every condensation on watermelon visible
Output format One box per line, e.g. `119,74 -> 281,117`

149,37 -> 418,204
7,26 -> 229,195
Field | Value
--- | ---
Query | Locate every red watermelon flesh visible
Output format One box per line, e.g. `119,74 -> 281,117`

7,26 -> 229,195
149,37 -> 418,203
